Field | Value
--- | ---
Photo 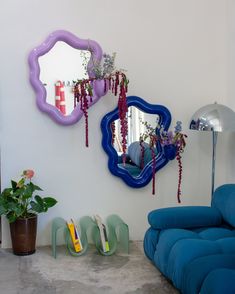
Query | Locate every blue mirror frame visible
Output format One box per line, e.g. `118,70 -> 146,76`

101,96 -> 172,188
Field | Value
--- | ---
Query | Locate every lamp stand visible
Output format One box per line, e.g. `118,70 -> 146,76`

211,131 -> 218,201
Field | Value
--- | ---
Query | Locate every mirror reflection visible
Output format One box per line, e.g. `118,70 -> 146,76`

39,41 -> 91,116
112,106 -> 159,177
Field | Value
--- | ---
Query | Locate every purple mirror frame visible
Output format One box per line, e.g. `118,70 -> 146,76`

28,30 -> 106,125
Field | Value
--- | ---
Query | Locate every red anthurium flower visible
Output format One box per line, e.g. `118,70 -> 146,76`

23,169 -> 35,180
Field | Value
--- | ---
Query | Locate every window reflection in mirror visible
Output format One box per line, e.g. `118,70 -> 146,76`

39,41 -> 91,116
112,106 -> 159,177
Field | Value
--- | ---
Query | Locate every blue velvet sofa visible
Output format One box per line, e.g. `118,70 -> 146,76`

144,184 -> 235,294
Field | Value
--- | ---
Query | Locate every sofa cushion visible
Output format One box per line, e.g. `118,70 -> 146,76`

200,268 -> 235,294
212,184 -> 235,227
198,227 -> 235,240
167,239 -> 221,290
153,229 -> 199,277
216,237 -> 235,254
182,254 -> 235,294
148,206 -> 222,230
143,227 -> 160,261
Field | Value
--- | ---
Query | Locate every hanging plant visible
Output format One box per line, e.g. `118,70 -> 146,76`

149,135 -> 157,195
140,120 -> 187,201
111,121 -> 116,145
74,53 -> 129,150
159,121 -> 187,202
174,132 -> 187,203
74,80 -> 93,147
139,120 -> 158,195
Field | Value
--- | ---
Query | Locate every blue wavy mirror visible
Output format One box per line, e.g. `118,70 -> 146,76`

101,96 -> 172,188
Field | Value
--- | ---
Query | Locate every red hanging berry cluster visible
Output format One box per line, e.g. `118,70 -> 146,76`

74,71 -> 129,150
176,152 -> 182,203
109,72 -> 128,163
111,121 -> 116,145
151,147 -> 157,195
74,79 -> 94,147
175,134 -> 187,203
150,135 -> 157,195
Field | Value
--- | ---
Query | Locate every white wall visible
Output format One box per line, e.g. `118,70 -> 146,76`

0,0 -> 233,247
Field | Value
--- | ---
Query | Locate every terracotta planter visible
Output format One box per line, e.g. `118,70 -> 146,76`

10,214 -> 37,256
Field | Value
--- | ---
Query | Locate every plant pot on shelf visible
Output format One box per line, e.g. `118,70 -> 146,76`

164,144 -> 177,161
10,214 -> 37,256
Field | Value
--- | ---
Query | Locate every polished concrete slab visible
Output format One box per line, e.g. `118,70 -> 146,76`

0,242 -> 178,294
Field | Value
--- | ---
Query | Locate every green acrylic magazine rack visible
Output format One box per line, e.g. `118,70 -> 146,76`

65,216 -> 99,257
51,214 -> 129,258
107,214 -> 129,254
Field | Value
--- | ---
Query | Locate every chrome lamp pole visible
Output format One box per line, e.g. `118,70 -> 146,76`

189,103 -> 235,200
211,130 -> 218,200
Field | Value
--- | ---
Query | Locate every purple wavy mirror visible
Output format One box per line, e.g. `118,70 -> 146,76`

28,30 -> 106,125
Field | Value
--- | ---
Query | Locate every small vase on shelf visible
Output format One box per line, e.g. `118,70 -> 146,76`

164,144 -> 177,161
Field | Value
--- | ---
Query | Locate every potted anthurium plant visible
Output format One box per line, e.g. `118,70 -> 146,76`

0,170 -> 57,255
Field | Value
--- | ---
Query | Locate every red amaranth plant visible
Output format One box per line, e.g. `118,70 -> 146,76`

160,122 -> 187,203
74,52 -> 129,150
139,121 -> 159,195
176,152 -> 182,203
104,71 -> 129,163
111,121 -> 116,145
74,80 -> 93,147
149,135 -> 157,195
140,120 -> 187,201
174,133 -> 187,203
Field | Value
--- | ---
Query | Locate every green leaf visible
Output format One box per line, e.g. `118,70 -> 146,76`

13,206 -> 24,217
7,198 -> 17,208
43,197 -> 57,208
11,180 -> 18,191
0,205 -> 6,216
12,187 -> 24,197
34,195 -> 48,212
20,187 -> 32,200
1,188 -> 13,197
30,201 -> 44,213
30,182 -> 43,192
7,212 -> 17,223
35,195 -> 44,206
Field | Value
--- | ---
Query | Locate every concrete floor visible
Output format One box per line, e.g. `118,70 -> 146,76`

0,242 -> 178,294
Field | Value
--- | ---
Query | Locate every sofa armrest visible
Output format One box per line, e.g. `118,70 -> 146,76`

148,206 -> 222,230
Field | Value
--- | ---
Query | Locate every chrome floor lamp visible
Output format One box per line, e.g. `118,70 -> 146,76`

189,103 -> 235,200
